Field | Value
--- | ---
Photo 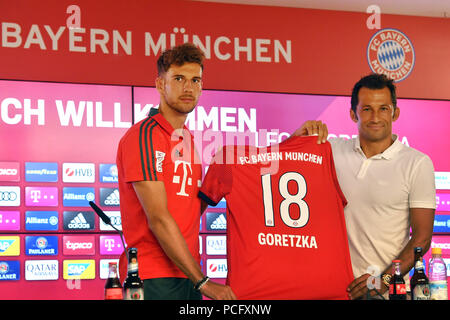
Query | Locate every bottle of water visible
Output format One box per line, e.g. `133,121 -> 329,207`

428,247 -> 448,300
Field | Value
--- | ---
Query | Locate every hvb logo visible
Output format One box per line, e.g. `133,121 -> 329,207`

206,259 -> 228,278
63,163 -> 95,183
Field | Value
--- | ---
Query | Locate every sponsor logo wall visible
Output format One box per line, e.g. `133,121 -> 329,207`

0,80 -> 130,299
1,80 -> 449,299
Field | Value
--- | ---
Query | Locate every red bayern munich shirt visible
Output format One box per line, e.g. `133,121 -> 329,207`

199,136 -> 354,299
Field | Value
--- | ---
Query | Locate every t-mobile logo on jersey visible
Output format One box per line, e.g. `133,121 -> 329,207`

173,160 -> 201,197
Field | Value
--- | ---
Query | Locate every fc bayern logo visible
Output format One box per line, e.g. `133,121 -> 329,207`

367,28 -> 415,82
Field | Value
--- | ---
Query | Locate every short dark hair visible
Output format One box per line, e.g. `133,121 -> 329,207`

157,43 -> 205,76
351,74 -> 397,113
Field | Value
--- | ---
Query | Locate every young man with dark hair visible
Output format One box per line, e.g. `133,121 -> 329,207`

116,43 -> 236,300
296,73 -> 436,299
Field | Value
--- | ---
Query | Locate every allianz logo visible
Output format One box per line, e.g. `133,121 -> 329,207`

434,219 -> 450,228
63,192 -> 95,201
26,216 -> 58,225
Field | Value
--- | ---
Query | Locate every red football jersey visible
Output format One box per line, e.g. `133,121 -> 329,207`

117,108 -> 202,282
199,136 -> 354,299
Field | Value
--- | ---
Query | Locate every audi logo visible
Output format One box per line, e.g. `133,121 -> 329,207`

0,191 -> 18,201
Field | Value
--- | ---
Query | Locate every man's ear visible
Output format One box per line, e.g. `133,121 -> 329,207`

392,106 -> 400,121
350,109 -> 358,122
155,76 -> 164,94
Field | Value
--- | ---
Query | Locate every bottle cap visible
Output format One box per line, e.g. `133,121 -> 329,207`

392,259 -> 401,263
414,247 -> 422,252
431,247 -> 442,255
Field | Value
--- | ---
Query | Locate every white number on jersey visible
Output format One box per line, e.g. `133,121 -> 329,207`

261,172 -> 310,228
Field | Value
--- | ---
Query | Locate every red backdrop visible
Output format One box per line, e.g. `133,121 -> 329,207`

0,0 -> 449,99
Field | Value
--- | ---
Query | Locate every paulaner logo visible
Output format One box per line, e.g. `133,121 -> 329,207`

25,236 -> 58,256
367,28 -> 415,82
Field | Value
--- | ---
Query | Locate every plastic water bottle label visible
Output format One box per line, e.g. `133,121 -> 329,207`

429,280 -> 448,300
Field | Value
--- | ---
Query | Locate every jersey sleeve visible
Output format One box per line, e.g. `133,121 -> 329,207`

409,155 -> 436,209
117,120 -> 165,183
198,147 -> 233,206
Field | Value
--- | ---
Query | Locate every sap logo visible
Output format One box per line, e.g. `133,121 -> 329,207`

0,240 -> 14,252
63,260 -> 95,279
68,263 -> 89,276
0,236 -> 20,256
63,163 -> 95,183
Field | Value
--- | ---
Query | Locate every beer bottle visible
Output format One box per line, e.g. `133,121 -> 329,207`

123,247 -> 144,300
389,260 -> 407,300
105,262 -> 123,300
410,247 -> 430,300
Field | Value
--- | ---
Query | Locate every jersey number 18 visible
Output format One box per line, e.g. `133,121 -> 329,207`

261,172 -> 310,228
